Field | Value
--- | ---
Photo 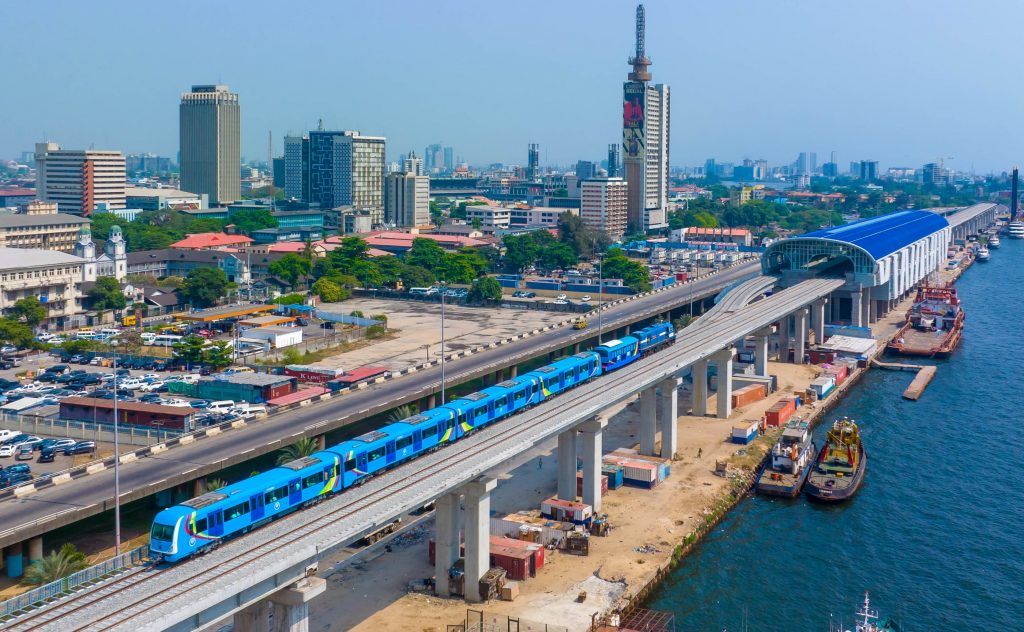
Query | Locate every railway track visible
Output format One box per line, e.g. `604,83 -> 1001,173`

12,276 -> 842,631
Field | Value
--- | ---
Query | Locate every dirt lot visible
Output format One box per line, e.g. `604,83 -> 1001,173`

310,298 -> 568,372
306,361 -> 822,632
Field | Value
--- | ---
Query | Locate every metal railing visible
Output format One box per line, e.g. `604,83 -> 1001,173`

0,545 -> 147,620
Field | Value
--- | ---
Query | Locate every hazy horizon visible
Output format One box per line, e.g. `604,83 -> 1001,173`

4,0 -> 1022,173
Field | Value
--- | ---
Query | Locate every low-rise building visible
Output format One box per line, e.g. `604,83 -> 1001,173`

673,227 -> 752,247
508,205 -> 570,228
169,232 -> 254,250
465,205 -> 511,229
0,189 -> 37,208
241,325 -> 303,349
0,248 -> 86,327
362,231 -> 487,254
59,397 -> 197,432
0,202 -> 90,252
250,227 -> 324,244
125,186 -> 206,211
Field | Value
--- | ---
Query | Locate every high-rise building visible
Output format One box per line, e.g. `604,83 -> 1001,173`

822,162 -> 839,178
424,143 -> 444,174
403,151 -> 424,176
576,160 -> 597,180
179,85 -> 241,205
443,146 -> 454,172
622,4 -> 669,232
922,162 -> 949,187
859,160 -> 878,181
607,144 -> 621,178
385,171 -> 430,228
283,135 -> 310,202
309,130 -> 386,224
581,177 -> 628,240
34,142 -> 126,217
796,152 -> 817,175
527,143 -> 540,181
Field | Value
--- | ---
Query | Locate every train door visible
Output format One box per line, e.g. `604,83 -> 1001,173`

250,494 -> 265,521
558,370 -> 565,390
208,510 -> 224,537
413,430 -> 423,452
288,478 -> 301,505
357,452 -> 368,473
386,440 -> 396,465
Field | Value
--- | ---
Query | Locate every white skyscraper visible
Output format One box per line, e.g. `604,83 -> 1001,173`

622,4 -> 669,232
581,177 -> 628,240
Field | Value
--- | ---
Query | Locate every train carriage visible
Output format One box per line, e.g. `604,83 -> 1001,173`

634,322 -> 676,354
593,337 -> 641,371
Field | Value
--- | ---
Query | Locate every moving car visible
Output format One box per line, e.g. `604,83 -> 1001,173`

581,295 -> 592,302
573,318 -> 588,330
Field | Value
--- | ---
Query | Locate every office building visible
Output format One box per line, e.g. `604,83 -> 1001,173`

576,160 -> 597,181
125,154 -> 172,175
581,177 -> 628,239
443,146 -> 454,172
34,143 -> 126,216
283,135 -> 310,202
822,162 -> 839,178
0,201 -> 89,252
385,171 -> 430,227
0,249 -> 87,328
859,160 -> 879,181
607,144 -> 621,178
527,143 -> 540,181
309,130 -> 386,225
622,5 -> 669,231
922,162 -> 949,187
179,84 -> 241,205
465,205 -> 512,229
424,143 -> 445,174
125,187 -> 205,211
796,151 -> 817,175
403,151 -> 424,176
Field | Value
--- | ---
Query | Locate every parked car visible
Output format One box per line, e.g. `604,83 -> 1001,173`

68,354 -> 86,364
0,472 -> 32,486
295,317 -> 309,326
207,400 -> 235,413
46,364 -> 70,375
189,399 -> 211,409
14,437 -> 43,451
63,441 -> 96,456
1,434 -> 30,446
580,295 -> 592,302
1,344 -> 17,354
142,373 -> 160,381
4,464 -> 31,475
37,447 -> 56,463
15,445 -> 34,460
0,445 -> 16,458
556,294 -> 567,301
320,321 -> 335,330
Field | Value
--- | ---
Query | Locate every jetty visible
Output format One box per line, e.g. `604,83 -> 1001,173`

871,359 -> 936,400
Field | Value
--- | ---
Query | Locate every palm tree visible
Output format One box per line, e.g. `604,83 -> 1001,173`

302,238 -> 316,263
24,543 -> 89,586
199,478 -> 227,494
388,403 -> 418,423
276,437 -> 319,465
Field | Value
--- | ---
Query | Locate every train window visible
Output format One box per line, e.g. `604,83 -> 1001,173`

344,458 -> 357,472
422,424 -> 437,439
264,486 -> 288,504
152,523 -> 174,541
474,406 -> 486,419
368,447 -> 385,461
290,481 -> 301,495
302,473 -> 323,489
515,390 -> 525,401
194,517 -> 208,533
495,397 -> 506,408
225,502 -> 249,520
396,435 -> 413,450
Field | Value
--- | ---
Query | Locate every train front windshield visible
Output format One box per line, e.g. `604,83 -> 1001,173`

151,522 -> 175,541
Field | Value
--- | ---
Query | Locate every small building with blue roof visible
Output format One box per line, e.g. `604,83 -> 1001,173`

763,210 -> 952,324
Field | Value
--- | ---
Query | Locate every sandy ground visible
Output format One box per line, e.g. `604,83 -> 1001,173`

306,360 -> 821,632
309,298 -> 567,373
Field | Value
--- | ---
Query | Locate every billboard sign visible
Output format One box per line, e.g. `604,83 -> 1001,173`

623,83 -> 645,158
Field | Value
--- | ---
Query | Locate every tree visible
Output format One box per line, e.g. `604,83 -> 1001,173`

0,318 -> 34,349
406,238 -> 446,269
501,234 -> 541,272
87,276 -> 127,313
202,341 -> 234,370
468,277 -> 503,302
311,278 -> 348,303
273,293 -> 306,305
172,335 -> 206,366
471,217 -> 483,231
268,253 -> 312,289
179,268 -> 229,308
400,265 -> 435,288
229,208 -> 278,234
602,248 -> 651,293
388,403 -> 418,423
558,212 -> 607,258
10,296 -> 46,328
23,543 -> 89,586
276,437 -> 320,465
538,242 -> 578,272
197,478 -> 227,494
113,330 -> 144,356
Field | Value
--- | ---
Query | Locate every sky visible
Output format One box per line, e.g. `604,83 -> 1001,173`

3,0 -> 1023,173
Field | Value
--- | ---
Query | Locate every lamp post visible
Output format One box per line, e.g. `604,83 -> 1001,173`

112,354 -> 121,556
436,282 -> 447,404
597,253 -> 604,344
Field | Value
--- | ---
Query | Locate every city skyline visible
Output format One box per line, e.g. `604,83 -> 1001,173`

3,0 -> 1023,172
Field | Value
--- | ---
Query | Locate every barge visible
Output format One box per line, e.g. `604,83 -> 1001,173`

805,418 -> 866,502
756,420 -> 815,497
886,285 -> 963,358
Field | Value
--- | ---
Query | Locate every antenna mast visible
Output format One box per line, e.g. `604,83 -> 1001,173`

628,4 -> 652,82
267,130 -> 275,211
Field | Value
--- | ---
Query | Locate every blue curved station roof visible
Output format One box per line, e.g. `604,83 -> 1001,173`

799,210 -> 949,259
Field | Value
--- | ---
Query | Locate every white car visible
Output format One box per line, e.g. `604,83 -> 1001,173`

142,374 -> 160,381
0,445 -> 14,458
580,295 -> 592,302
139,381 -> 164,392
161,398 -> 192,407
556,294 -> 567,301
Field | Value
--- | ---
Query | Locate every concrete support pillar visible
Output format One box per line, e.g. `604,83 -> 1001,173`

578,418 -> 607,513
794,307 -> 808,365
639,386 -> 657,456
714,347 -> 734,419
851,288 -> 864,328
573,343 -> 580,354
754,328 -> 770,376
659,377 -> 680,459
426,393 -> 436,409
268,577 -> 326,632
434,492 -> 462,597
691,359 -> 709,417
812,300 -> 827,344
193,477 -> 206,497
233,600 -> 271,632
868,294 -> 878,324
778,315 -> 790,361
27,537 -> 42,565
863,287 -> 875,324
509,365 -> 518,378
314,434 -> 326,451
557,428 -> 578,501
463,477 -> 497,603
625,324 -> 631,335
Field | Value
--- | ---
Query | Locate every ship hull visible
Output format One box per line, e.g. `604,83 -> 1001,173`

804,441 -> 867,503
886,313 -> 963,358
755,443 -> 815,498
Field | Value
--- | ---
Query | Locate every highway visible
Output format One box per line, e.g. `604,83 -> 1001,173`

10,275 -> 842,632
0,261 -> 759,551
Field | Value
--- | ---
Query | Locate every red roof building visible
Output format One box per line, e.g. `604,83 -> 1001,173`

169,232 -> 254,250
362,231 -> 486,254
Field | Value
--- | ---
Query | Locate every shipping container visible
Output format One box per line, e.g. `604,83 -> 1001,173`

602,456 -> 658,488
601,463 -> 624,489
540,497 -> 593,525
609,449 -> 671,481
576,471 -> 609,498
732,420 -> 759,444
493,536 -> 545,570
765,398 -> 796,427
490,545 -> 532,581
731,383 -> 766,408
809,376 -> 835,398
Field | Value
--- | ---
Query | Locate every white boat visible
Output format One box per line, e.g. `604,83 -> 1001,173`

989,235 -> 1001,248
1008,222 -> 1024,239
976,247 -> 990,261
831,592 -> 902,632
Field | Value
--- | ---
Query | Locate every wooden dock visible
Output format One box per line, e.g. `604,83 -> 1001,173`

870,359 -> 936,400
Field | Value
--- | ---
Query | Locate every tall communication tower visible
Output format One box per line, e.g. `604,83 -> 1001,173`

628,4 -> 652,82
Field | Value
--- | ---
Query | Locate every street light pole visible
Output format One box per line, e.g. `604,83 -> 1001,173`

437,282 -> 447,405
112,354 -> 121,556
597,254 -> 604,344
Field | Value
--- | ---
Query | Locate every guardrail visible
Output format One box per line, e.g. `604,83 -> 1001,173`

0,260 -> 757,503
0,545 -> 147,620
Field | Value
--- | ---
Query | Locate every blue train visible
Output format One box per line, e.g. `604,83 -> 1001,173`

150,321 -> 675,562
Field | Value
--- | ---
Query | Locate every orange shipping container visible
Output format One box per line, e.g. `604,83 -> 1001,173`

731,384 -> 766,408
764,398 -> 796,427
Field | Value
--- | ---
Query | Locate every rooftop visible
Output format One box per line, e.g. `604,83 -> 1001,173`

0,189 -> 37,198
125,187 -> 199,199
59,397 -> 196,416
170,232 -> 254,249
0,248 -> 86,271
205,372 -> 295,386
799,210 -> 949,259
0,213 -> 90,228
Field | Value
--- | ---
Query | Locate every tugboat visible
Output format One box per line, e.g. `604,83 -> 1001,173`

886,285 -> 964,357
805,418 -> 866,502
756,420 -> 815,497
975,246 -> 990,261
988,234 -> 1001,248
831,592 -> 902,632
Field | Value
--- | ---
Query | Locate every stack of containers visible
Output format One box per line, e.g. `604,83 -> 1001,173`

601,456 -> 658,488
601,463 -> 624,489
821,363 -> 848,388
610,448 -> 671,481
731,383 -> 767,408
495,536 -> 545,573
809,376 -> 835,399
765,398 -> 797,427
540,497 -> 593,526
576,471 -> 609,498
